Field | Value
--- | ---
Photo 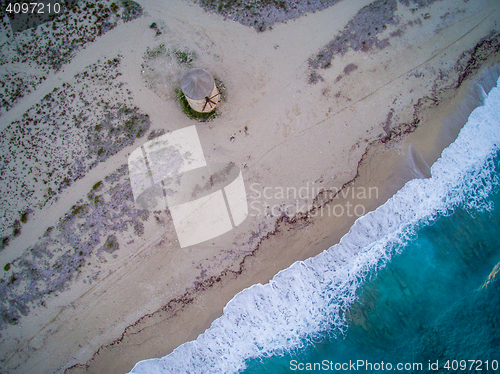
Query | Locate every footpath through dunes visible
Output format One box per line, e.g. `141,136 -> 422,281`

0,9 -> 150,258
0,0 -> 374,263
0,0 -> 499,373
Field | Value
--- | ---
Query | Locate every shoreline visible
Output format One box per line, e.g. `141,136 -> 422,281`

70,36 -> 500,374
88,61 -> 500,374
0,0 -> 499,373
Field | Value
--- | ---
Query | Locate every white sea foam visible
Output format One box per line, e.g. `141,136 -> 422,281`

128,76 -> 500,374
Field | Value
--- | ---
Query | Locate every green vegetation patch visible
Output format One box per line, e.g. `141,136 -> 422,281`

1,237 -> 10,250
104,234 -> 119,253
71,204 -> 87,216
20,212 -> 29,224
173,49 -> 196,65
92,181 -> 103,190
174,77 -> 226,122
93,195 -> 104,205
174,88 -> 217,122
144,44 -> 167,60
121,0 -> 143,22
12,220 -> 21,237
124,113 -> 149,138
147,128 -> 166,140
149,22 -> 162,36
144,46 -> 196,64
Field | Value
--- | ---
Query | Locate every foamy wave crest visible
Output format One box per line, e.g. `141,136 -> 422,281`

129,77 -> 500,374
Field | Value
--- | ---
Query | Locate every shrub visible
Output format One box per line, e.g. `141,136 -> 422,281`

104,234 -> 119,253
121,0 -> 143,22
173,48 -> 196,65
20,211 -> 29,224
92,180 -> 103,190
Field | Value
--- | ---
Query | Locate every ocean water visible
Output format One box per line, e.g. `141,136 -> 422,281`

128,73 -> 500,374
242,165 -> 500,373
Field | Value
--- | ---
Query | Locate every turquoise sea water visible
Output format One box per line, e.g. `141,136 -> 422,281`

242,160 -> 500,373
129,74 -> 500,374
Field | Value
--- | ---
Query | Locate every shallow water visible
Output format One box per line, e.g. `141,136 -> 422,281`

243,176 -> 500,373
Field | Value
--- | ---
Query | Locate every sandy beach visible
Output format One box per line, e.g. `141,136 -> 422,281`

1,0 -> 499,373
